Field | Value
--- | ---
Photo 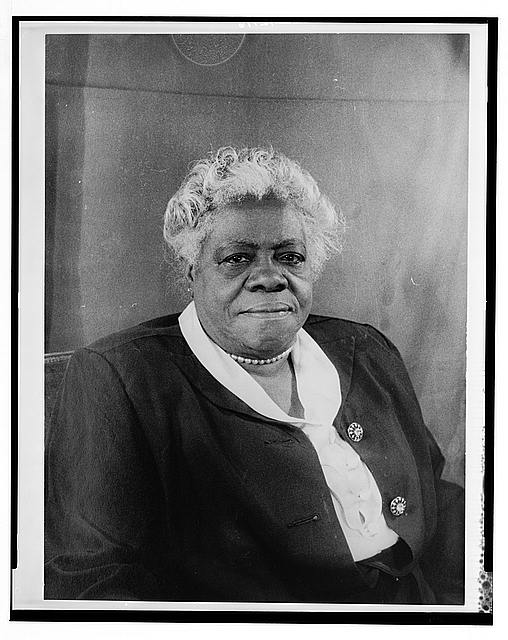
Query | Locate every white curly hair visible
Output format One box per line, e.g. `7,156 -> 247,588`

163,146 -> 345,278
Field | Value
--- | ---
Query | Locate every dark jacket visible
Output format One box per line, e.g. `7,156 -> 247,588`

44,314 -> 464,603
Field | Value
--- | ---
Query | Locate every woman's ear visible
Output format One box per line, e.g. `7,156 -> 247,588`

185,263 -> 194,298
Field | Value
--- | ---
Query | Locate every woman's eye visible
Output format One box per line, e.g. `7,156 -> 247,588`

223,254 -> 250,265
279,253 -> 305,264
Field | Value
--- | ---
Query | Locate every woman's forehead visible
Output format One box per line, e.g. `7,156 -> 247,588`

208,202 -> 305,243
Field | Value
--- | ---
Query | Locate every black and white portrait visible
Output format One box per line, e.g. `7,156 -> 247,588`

13,19 -> 492,620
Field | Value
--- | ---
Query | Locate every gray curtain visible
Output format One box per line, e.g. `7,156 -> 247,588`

45,33 -> 468,485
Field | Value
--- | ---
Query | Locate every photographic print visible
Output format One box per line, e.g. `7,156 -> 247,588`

13,18 -> 494,623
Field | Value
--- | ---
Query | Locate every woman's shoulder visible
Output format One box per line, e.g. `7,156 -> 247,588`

304,313 -> 397,354
75,312 -> 191,363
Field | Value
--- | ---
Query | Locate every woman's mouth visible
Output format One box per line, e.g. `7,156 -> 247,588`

240,304 -> 293,318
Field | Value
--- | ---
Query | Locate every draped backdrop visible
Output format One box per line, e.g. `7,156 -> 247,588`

45,33 -> 468,485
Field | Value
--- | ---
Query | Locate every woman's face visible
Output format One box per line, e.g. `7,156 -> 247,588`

190,201 -> 313,358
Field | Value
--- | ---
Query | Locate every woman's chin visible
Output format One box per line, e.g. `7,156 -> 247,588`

238,334 -> 294,358
225,315 -> 302,357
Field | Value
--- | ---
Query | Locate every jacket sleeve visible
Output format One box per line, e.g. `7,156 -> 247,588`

45,347 -> 167,600
417,434 -> 465,604
364,324 -> 465,604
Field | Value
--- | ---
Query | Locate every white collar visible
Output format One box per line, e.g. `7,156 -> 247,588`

178,302 -> 342,426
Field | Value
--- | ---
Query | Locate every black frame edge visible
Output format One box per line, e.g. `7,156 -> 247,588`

12,16 -> 493,23
9,610 -> 494,624
11,15 -> 20,579
483,17 -> 497,577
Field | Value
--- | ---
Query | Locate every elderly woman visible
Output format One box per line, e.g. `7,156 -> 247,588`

45,147 -> 464,604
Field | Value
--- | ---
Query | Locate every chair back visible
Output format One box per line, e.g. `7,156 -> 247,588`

45,351 -> 73,436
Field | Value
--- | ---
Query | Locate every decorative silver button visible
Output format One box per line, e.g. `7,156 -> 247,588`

347,422 -> 364,442
390,496 -> 407,516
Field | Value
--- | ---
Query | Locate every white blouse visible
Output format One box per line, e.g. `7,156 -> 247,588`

179,302 -> 398,561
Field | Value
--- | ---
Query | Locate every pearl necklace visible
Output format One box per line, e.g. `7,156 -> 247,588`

227,344 -> 293,366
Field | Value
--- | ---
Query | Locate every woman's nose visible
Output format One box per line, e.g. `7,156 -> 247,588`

245,260 -> 288,291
